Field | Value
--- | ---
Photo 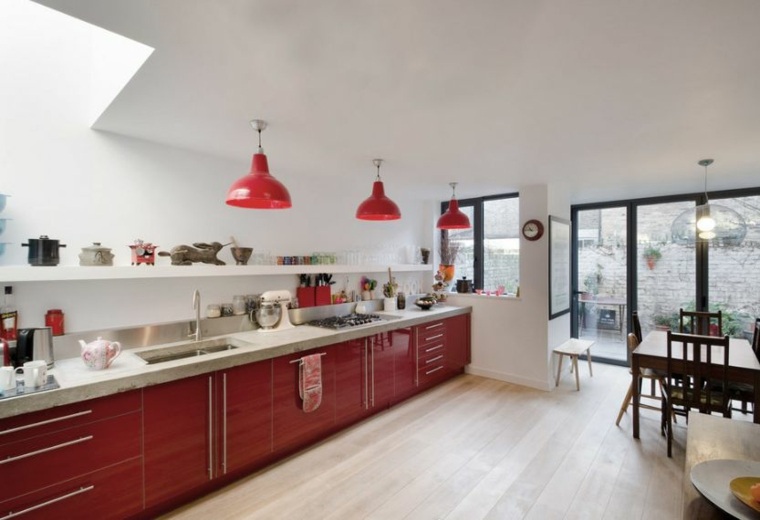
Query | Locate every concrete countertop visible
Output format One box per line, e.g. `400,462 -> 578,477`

0,304 -> 470,420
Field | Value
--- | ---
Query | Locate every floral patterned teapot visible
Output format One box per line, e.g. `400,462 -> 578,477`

79,337 -> 121,370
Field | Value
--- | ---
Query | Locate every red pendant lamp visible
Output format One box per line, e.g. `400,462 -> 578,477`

436,182 -> 471,229
356,158 -> 401,221
226,120 -> 292,209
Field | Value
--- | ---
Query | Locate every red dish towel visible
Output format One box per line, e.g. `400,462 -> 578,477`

299,353 -> 323,413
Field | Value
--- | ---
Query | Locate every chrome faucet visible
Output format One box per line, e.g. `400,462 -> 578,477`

192,289 -> 202,341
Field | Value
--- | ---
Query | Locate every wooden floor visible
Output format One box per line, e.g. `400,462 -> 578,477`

161,363 -> 689,520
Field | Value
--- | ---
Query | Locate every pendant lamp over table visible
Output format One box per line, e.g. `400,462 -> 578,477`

355,158 -> 401,221
226,120 -> 292,209
437,182 -> 471,229
670,159 -> 747,245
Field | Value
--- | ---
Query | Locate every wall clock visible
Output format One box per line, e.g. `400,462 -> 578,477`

522,219 -> 544,241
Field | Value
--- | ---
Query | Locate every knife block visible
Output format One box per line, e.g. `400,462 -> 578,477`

296,287 -> 316,308
315,286 -> 331,306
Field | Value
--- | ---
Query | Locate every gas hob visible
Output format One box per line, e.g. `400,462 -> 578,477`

307,313 -> 384,330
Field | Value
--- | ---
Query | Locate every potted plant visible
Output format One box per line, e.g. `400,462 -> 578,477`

653,312 -> 677,331
438,235 -> 460,282
643,245 -> 662,270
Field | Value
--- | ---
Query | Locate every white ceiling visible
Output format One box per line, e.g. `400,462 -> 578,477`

33,0 -> 760,203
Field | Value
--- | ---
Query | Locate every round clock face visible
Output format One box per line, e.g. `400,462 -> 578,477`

522,219 -> 544,241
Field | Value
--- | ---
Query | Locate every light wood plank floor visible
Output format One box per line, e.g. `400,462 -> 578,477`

161,363 -> 691,520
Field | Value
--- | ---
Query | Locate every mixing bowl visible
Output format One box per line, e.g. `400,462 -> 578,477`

231,247 -> 253,265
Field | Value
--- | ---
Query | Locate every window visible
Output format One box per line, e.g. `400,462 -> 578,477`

441,193 -> 520,293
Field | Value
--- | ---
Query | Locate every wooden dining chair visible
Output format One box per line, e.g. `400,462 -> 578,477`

615,333 -> 667,426
662,331 -> 731,457
632,311 -> 643,343
727,317 -> 760,414
679,309 -> 722,336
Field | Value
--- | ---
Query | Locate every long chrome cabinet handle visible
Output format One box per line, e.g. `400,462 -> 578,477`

222,373 -> 227,475
423,333 -> 444,342
414,329 -> 419,386
424,344 -> 444,353
0,436 -> 93,465
370,337 -> 375,407
425,366 -> 444,376
208,376 -> 213,480
0,410 -> 93,437
424,322 -> 444,330
363,340 -> 369,410
425,355 -> 444,365
1,485 -> 94,519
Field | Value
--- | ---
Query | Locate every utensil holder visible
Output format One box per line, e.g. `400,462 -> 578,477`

297,287 -> 316,308
315,286 -> 331,306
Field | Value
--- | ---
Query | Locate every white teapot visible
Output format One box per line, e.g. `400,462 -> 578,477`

79,337 -> 121,370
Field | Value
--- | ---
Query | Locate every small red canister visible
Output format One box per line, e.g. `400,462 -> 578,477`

45,309 -> 65,336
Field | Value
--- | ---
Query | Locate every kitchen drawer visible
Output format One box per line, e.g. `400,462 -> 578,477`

416,321 -> 446,348
0,457 -> 143,520
0,390 -> 141,446
417,340 -> 445,363
418,355 -> 446,386
0,410 -> 141,502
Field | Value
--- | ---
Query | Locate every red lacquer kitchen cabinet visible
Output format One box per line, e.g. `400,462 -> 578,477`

144,359 -> 272,508
445,313 -> 471,375
0,390 -> 143,520
216,360 -> 272,475
391,326 -> 416,401
272,348 -> 335,454
144,373 -> 210,507
370,331 -> 396,408
334,338 -> 370,426
335,333 -> 396,427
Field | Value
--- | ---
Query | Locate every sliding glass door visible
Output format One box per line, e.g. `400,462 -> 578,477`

572,188 -> 760,367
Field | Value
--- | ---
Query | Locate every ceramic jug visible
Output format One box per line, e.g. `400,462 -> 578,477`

79,337 -> 121,370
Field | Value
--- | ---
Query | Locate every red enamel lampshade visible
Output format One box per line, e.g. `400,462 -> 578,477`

436,182 -> 471,229
226,152 -> 291,209
356,159 -> 401,221
226,119 -> 291,209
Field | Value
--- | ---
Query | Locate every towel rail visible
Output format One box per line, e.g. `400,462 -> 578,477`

289,352 -> 327,364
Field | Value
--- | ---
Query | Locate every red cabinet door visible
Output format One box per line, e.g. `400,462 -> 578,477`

218,359 -> 273,475
144,374 -> 213,507
446,314 -> 471,373
370,331 -> 395,409
392,327 -> 416,401
334,338 -> 370,426
273,348 -> 335,454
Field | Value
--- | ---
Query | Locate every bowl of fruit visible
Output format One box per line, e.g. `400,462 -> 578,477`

415,297 -> 437,310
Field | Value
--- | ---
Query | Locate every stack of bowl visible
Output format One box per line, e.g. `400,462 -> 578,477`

0,194 -> 10,258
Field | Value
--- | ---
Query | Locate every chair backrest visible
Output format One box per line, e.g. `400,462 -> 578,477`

679,309 -> 722,336
666,331 -> 730,412
753,317 -> 760,361
626,332 -> 639,355
632,311 -> 643,343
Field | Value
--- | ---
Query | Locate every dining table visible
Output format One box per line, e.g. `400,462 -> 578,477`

631,330 -> 760,439
683,413 -> 760,519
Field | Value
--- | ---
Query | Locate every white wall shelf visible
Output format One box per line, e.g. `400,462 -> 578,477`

0,264 -> 432,283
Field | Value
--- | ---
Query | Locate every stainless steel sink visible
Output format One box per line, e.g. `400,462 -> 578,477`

136,338 -> 245,365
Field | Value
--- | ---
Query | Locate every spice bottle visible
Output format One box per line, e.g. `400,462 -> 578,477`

45,309 -> 65,336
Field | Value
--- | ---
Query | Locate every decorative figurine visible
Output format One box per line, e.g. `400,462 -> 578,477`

158,242 -> 227,266
129,239 -> 158,266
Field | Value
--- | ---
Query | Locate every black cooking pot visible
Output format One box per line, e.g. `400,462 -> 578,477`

22,235 -> 66,266
456,277 -> 472,293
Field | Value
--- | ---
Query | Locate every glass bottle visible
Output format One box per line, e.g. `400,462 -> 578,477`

0,286 -> 18,341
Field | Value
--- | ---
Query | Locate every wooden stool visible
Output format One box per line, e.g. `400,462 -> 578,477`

553,339 -> 594,391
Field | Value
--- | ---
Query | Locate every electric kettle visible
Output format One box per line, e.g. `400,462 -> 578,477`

15,327 -> 55,368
